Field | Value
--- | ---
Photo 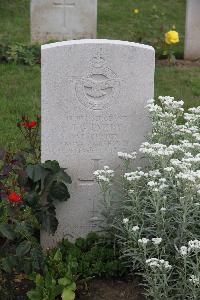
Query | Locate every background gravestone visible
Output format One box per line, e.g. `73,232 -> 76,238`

31,0 -> 97,43
41,39 -> 155,248
185,0 -> 200,60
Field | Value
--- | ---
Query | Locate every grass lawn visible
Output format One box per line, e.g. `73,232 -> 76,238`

0,0 -> 185,55
0,63 -> 199,150
0,0 -> 199,150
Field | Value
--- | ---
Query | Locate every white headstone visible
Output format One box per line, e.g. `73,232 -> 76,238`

31,0 -> 97,43
185,0 -> 200,60
41,39 -> 155,248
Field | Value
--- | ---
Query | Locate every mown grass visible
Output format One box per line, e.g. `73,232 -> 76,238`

0,0 -> 186,55
0,64 -> 40,150
98,0 -> 186,57
0,63 -> 199,150
0,0 -> 199,151
0,0 -> 30,44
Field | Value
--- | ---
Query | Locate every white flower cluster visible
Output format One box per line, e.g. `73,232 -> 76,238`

138,237 -> 162,246
176,170 -> 200,183
158,96 -> 184,110
179,240 -> 200,256
189,275 -> 200,286
188,240 -> 200,252
93,166 -> 114,183
179,246 -> 188,256
122,218 -> 129,224
147,97 -> 184,120
140,142 -> 175,157
147,178 -> 168,192
138,238 -> 149,245
122,219 -> 140,232
152,237 -> 162,245
124,170 -> 148,182
146,258 -> 172,270
118,151 -> 137,160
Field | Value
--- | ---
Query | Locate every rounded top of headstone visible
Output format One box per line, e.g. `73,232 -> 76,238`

41,39 -> 155,52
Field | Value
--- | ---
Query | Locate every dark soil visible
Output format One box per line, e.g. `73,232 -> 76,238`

77,277 -> 145,300
7,275 -> 145,300
156,59 -> 200,67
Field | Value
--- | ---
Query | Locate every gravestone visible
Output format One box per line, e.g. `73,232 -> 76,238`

31,0 -> 97,43
41,39 -> 155,248
185,0 -> 200,60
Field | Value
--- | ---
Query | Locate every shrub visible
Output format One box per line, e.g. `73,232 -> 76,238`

95,97 -> 200,299
0,116 -> 72,298
28,233 -> 128,300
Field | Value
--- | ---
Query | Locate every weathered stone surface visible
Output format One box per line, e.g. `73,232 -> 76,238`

185,0 -> 200,60
41,39 -> 155,248
31,0 -> 97,43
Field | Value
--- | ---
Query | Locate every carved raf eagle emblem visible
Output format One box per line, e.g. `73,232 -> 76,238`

75,54 -> 120,110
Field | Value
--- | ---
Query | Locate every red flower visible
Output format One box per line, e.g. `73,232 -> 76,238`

8,192 -> 22,203
25,121 -> 37,129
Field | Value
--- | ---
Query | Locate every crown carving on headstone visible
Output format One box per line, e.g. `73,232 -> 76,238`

91,53 -> 105,68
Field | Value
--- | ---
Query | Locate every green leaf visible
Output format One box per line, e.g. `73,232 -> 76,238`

61,288 -> 75,300
54,249 -> 62,262
41,206 -> 58,234
0,224 -> 16,240
27,164 -> 43,182
35,273 -> 43,286
1,256 -> 18,273
16,240 -> 31,256
55,170 -> 72,184
42,160 -> 60,173
31,246 -> 44,270
23,191 -> 39,207
58,277 -> 71,286
48,181 -> 70,202
27,290 -> 42,300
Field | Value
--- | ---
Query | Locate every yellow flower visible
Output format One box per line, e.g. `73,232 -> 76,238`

165,30 -> 179,45
133,8 -> 139,14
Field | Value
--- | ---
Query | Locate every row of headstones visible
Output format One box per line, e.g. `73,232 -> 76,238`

31,0 -> 200,60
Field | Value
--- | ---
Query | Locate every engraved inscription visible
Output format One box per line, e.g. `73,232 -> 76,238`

53,0 -> 76,27
75,54 -> 120,111
78,159 -> 102,186
64,115 -> 129,154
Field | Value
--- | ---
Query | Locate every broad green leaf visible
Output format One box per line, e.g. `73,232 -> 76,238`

55,170 -> 72,184
35,273 -> 43,286
68,282 -> 76,291
27,164 -> 43,182
31,246 -> 44,270
61,288 -> 75,300
23,191 -> 39,207
48,181 -> 70,202
0,224 -> 16,240
1,256 -> 18,273
42,209 -> 58,234
42,160 -> 60,173
27,290 -> 42,300
58,277 -> 71,286
16,240 -> 31,256
54,249 -> 62,262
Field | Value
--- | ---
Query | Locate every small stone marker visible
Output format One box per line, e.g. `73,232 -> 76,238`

31,0 -> 97,43
185,0 -> 200,60
41,39 -> 155,248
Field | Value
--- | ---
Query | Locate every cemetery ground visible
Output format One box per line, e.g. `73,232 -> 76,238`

0,64 -> 200,150
0,1 -> 200,300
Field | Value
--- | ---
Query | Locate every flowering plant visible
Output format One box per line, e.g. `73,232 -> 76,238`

95,97 -> 200,299
164,30 -> 180,63
0,116 -> 72,285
